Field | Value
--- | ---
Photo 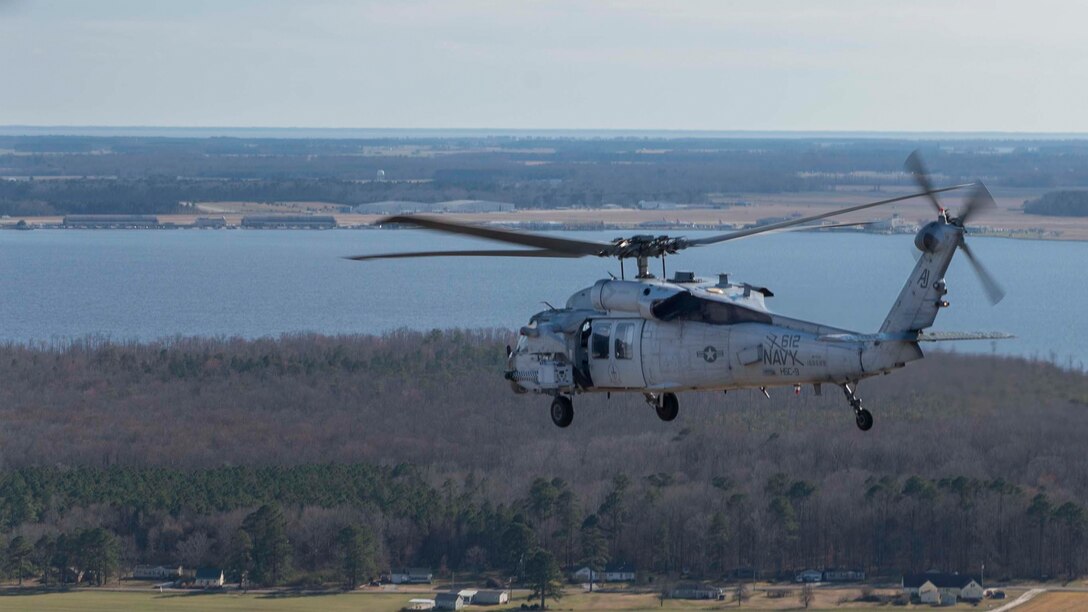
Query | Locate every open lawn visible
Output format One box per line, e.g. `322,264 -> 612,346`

1015,590 -> 1088,612
0,586 -> 1036,612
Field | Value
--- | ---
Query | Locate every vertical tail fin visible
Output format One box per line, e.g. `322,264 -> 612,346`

880,221 -> 962,334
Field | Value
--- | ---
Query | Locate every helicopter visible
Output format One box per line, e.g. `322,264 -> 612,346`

348,153 -> 1012,431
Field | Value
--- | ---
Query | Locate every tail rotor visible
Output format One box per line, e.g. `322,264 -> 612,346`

905,151 -> 1006,305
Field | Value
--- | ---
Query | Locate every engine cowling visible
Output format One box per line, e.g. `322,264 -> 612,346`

589,280 -> 679,319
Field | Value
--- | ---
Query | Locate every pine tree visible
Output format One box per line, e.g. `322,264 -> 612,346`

242,504 -> 291,585
338,524 -> 378,589
525,548 -> 563,609
6,535 -> 33,585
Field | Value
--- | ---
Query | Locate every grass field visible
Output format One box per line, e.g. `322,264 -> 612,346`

0,586 -> 1045,612
1015,590 -> 1088,612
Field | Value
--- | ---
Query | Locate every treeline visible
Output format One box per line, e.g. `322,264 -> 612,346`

0,332 -> 1086,585
6,135 -> 1088,214
1024,191 -> 1088,217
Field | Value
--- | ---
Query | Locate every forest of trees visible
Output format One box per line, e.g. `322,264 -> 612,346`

1024,191 -> 1088,216
0,331 -> 1085,587
5,135 -> 1088,215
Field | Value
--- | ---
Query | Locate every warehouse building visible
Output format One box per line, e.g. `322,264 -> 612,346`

240,215 -> 337,229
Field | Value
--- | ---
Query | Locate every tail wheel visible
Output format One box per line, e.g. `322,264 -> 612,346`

855,408 -> 873,431
550,396 -> 574,428
656,393 -> 679,422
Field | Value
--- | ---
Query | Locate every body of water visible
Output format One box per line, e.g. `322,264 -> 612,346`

0,229 -> 1083,366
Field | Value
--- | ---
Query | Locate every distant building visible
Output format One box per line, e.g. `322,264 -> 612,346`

638,200 -> 684,210
434,592 -> 464,610
193,568 -> 224,588
376,169 -> 386,181
571,563 -> 636,583
869,214 -> 918,234
193,216 -> 227,228
670,584 -> 726,600
474,590 -> 510,605
823,568 -> 865,582
240,215 -> 336,229
795,569 -> 823,583
353,201 -> 427,215
903,573 -> 983,605
132,565 -> 183,580
388,568 -> 433,584
406,599 -> 435,610
438,200 -> 515,213
456,589 -> 478,604
353,200 -> 515,215
63,215 -> 161,229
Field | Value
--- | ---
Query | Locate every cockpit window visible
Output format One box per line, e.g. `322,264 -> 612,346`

614,323 -> 634,360
591,323 -> 611,359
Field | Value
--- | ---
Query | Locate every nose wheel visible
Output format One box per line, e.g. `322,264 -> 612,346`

550,396 -> 574,428
842,383 -> 873,431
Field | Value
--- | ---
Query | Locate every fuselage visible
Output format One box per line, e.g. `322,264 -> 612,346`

506,275 -> 915,396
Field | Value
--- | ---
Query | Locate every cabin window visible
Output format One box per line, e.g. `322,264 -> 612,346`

614,323 -> 635,360
591,323 -> 612,359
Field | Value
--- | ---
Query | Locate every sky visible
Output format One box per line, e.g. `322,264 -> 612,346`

1,0 -> 1086,132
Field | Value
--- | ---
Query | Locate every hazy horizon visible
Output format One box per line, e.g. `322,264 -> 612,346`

5,125 -> 1088,141
3,1 -> 1087,132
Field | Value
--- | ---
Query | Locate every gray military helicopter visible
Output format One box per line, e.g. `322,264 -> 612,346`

349,153 -> 1011,431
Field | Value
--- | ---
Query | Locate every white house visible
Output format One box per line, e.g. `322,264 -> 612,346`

794,569 -> 823,583
133,565 -> 183,580
457,589 -> 478,604
572,563 -> 636,583
406,599 -> 435,610
193,568 -> 224,588
474,590 -> 510,605
903,573 -> 984,605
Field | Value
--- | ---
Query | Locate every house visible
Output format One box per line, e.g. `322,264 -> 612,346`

132,565 -> 183,580
457,589 -> 478,604
435,592 -> 464,610
474,590 -> 510,605
406,598 -> 435,610
903,573 -> 984,605
193,568 -> 224,588
795,569 -> 823,583
571,563 -> 636,582
389,568 -> 433,584
670,584 -> 726,600
823,568 -> 865,582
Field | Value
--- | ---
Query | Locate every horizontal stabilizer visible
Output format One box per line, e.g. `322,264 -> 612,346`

915,331 -> 1015,342
819,331 -> 1014,343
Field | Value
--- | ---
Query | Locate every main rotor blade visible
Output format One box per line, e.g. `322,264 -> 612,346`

905,150 -> 945,214
683,185 -> 972,248
958,237 -> 1006,305
345,248 -> 584,261
711,220 -> 883,243
376,215 -> 610,256
958,182 -> 996,225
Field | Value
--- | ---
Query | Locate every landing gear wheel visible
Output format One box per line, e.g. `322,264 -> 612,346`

855,408 -> 873,431
550,396 -> 574,428
656,393 -> 679,422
